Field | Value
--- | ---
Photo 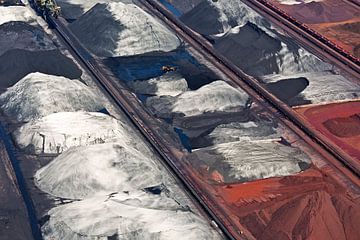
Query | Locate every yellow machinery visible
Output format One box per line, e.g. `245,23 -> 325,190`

162,65 -> 177,72
34,0 -> 61,18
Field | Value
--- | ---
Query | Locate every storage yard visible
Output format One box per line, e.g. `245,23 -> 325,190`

0,0 -> 359,239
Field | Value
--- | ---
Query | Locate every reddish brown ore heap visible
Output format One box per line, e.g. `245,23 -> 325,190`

212,169 -> 360,240
270,0 -> 360,58
295,101 -> 360,160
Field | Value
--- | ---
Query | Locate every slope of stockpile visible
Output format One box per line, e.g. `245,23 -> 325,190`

13,112 -> 138,154
217,170 -> 360,240
0,0 -> 24,6
187,116 -> 311,183
0,72 -> 104,122
190,138 -> 310,183
181,0 -> 272,36
181,0 -> 330,76
56,0 -> 136,20
213,22 -> 329,76
35,143 -> 163,199
276,0 -> 358,24
272,0 -> 360,58
262,72 -> 360,105
42,191 -> 220,240
0,21 -> 54,55
129,72 -> 188,97
0,21 -> 81,87
0,6 -> 36,25
195,120 -> 280,147
56,0 -> 112,20
167,0 -> 202,14
146,80 -> 249,118
69,2 -> 181,57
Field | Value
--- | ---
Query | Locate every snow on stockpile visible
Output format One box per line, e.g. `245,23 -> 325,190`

70,2 -> 181,57
14,112 -> 137,154
42,191 -> 220,240
190,139 -> 310,183
262,72 -> 360,105
35,143 -> 163,199
146,80 -> 249,118
181,0 -> 271,36
214,23 -> 329,76
0,73 -> 104,122
129,72 -> 188,97
0,6 -> 37,25
181,0 -> 331,76
203,120 -> 280,146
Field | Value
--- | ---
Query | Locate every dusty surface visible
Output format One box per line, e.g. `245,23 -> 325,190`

309,18 -> 360,58
295,101 -> 360,160
213,168 -> 360,240
271,0 -> 360,58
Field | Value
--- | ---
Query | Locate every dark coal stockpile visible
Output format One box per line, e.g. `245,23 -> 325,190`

180,0 -> 328,77
181,1 -> 226,36
214,22 -> 282,76
264,77 -> 309,104
0,0 -> 24,6
0,21 -> 82,88
166,0 -> 202,14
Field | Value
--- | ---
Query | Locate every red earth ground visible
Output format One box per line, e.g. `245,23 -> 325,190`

191,164 -> 360,240
270,0 -> 360,58
295,101 -> 360,160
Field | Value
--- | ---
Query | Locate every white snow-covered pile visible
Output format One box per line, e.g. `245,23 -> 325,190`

0,72 -> 104,122
35,143 -> 163,199
190,139 -> 310,182
14,112 -> 136,154
274,42 -> 330,75
42,191 -> 220,240
57,0 -> 137,19
202,121 -> 280,146
262,72 -> 360,104
146,80 -> 249,118
129,72 -> 188,97
0,6 -> 37,25
70,2 -> 181,57
181,0 -> 273,36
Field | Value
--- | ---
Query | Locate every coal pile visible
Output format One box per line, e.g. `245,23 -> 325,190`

69,2 -> 180,57
0,21 -> 81,88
